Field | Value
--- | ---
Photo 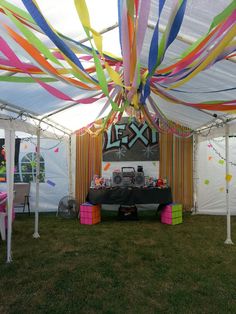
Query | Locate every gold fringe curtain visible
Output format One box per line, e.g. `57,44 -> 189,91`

159,133 -> 193,211
75,132 -> 103,205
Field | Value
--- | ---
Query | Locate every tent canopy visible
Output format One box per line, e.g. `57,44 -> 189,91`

0,0 -> 235,134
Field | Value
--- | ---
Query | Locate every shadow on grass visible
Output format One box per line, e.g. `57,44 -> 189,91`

101,209 -> 160,222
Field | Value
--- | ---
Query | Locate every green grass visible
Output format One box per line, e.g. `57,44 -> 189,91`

0,210 -> 236,314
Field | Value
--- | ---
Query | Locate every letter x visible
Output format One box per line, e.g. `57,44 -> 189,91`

128,123 -> 148,148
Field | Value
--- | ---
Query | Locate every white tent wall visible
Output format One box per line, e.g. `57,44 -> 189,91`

21,137 -> 69,212
196,133 -> 236,215
0,132 -> 70,212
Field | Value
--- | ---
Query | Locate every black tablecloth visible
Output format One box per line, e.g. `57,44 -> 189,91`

87,187 -> 172,205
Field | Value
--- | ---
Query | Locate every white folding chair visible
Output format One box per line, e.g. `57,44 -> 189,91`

0,212 -> 6,240
0,197 -> 7,241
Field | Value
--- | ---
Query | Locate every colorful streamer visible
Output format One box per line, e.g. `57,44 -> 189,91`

0,0 -> 235,137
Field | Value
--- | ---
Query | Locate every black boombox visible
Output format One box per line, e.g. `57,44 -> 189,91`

112,167 -> 145,187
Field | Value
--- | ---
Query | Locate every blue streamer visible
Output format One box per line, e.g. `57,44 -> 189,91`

148,0 -> 166,76
164,0 -> 187,56
142,0 -> 166,104
22,0 -> 98,83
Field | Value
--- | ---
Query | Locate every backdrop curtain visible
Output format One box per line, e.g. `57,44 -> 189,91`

75,131 -> 103,205
159,133 -> 193,211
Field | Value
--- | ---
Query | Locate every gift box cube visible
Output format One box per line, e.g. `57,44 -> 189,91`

80,202 -> 101,225
161,203 -> 182,225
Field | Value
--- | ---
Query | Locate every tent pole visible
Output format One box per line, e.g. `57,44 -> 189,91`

33,126 -> 40,238
68,136 -> 73,198
192,133 -> 198,215
224,123 -> 233,245
5,129 -> 15,263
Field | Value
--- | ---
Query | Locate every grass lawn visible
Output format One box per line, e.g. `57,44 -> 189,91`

0,210 -> 236,314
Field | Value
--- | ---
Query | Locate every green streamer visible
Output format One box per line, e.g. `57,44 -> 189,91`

0,76 -> 57,83
0,0 -> 35,24
209,0 -> 236,32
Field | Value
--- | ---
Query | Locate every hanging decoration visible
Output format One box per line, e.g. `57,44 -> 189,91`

46,179 -> 56,187
208,140 -> 236,167
0,0 -> 235,136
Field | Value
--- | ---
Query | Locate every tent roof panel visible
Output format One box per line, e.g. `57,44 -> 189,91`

0,0 -> 235,133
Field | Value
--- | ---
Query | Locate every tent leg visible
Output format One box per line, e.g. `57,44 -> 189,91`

192,133 -> 198,215
68,135 -> 73,198
5,130 -> 15,263
33,127 -> 40,239
224,124 -> 233,245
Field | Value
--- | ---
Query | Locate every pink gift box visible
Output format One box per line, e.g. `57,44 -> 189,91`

161,203 -> 182,225
162,204 -> 172,214
161,211 -> 172,219
161,216 -> 172,224
80,202 -> 101,225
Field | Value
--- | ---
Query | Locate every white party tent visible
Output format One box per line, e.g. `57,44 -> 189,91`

0,0 -> 235,262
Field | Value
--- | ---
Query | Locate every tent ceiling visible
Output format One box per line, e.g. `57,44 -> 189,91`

0,0 -> 235,133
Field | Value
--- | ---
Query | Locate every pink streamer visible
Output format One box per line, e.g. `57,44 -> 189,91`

121,1 -> 130,86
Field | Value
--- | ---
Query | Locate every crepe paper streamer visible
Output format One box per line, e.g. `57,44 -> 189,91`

225,174 -> 232,182
208,1 -> 236,33
1,0 -> 35,24
219,187 -> 225,192
147,96 -> 193,137
163,11 -> 235,81
208,156 -> 213,160
147,0 -> 165,77
0,36 -> 104,104
218,160 -> 225,165
0,167 -> 6,174
74,0 -> 123,89
154,14 -> 235,87
0,37 -> 72,101
46,179 -> 56,187
73,1 -> 121,111
0,0 -> 236,137
180,1 -> 235,60
163,86 -> 236,94
120,0 -> 130,86
168,23 -> 236,90
151,84 -> 236,111
54,147 -> 59,153
103,163 -> 111,171
204,179 -> 210,185
158,0 -> 187,66
5,9 -> 62,67
3,25 -> 95,91
0,76 -> 57,83
22,0 -> 98,84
